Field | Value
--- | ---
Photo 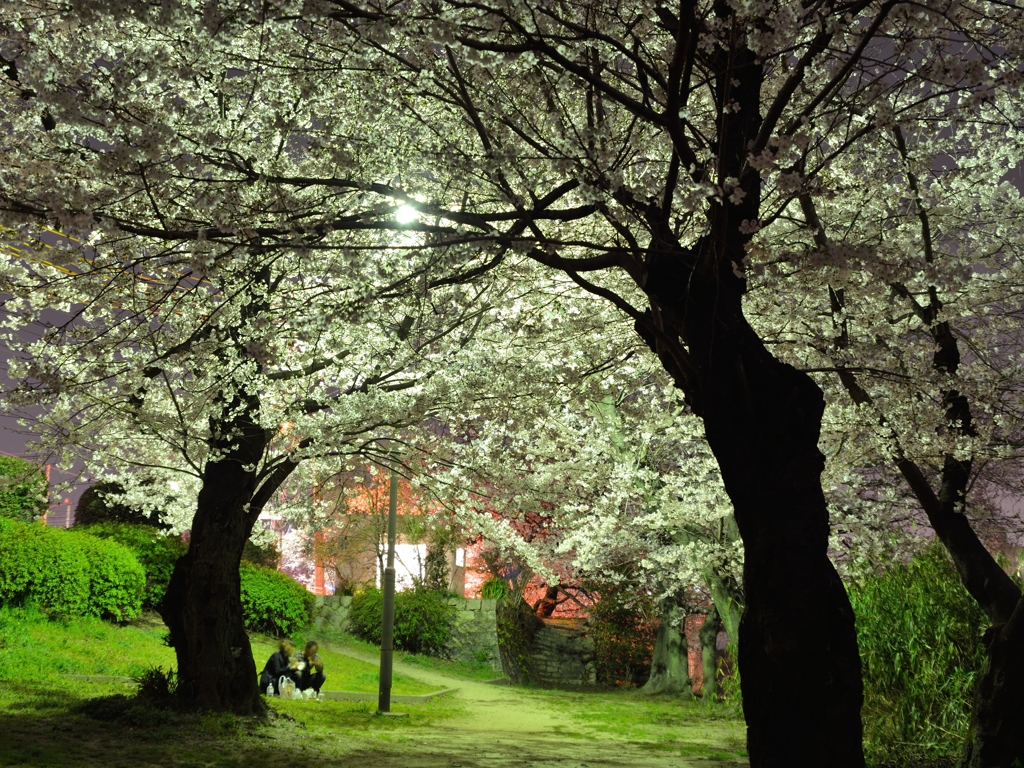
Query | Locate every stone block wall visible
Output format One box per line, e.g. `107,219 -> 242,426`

312,594 -> 353,632
447,597 -> 501,671
530,618 -> 596,687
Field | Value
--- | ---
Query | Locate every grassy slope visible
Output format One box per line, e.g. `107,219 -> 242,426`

0,608 -> 433,694
307,622 -> 502,681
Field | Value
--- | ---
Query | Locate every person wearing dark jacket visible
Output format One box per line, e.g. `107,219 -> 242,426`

259,639 -> 297,695
293,640 -> 326,697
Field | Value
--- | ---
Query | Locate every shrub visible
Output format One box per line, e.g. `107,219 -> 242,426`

74,481 -> 164,528
66,530 -> 145,622
241,539 -> 279,568
349,587 -> 456,656
586,577 -> 658,687
80,523 -> 186,609
239,563 -> 314,637
0,521 -> 146,621
0,520 -> 89,616
349,587 -> 385,644
480,576 -> 510,600
0,456 -> 48,523
849,544 -> 987,767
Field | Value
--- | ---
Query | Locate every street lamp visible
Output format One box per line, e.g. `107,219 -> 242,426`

377,466 -> 398,713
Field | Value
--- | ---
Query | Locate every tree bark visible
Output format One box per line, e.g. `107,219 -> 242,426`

641,596 -> 692,696
700,604 -> 720,700
161,454 -> 263,714
158,385 -> 299,713
963,595 -> 1024,768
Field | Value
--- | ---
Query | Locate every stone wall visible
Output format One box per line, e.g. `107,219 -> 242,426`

530,618 -> 596,687
447,597 -> 501,671
309,594 -> 501,672
312,594 -> 354,633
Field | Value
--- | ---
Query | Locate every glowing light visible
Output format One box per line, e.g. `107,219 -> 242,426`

395,205 -> 419,224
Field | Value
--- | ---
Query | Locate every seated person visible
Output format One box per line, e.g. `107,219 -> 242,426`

259,639 -> 297,696
292,640 -> 326,697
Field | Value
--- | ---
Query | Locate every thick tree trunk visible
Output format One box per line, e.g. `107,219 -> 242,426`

160,456 -> 263,714
699,604 -> 720,700
963,595 -> 1024,767
641,597 -> 691,696
705,352 -> 863,768
642,307 -> 864,765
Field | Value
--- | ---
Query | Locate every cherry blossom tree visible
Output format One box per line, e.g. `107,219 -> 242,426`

5,1 -> 1024,764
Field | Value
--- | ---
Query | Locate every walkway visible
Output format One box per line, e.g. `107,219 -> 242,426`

322,642 -> 749,768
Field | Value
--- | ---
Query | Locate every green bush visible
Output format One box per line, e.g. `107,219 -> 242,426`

480,576 -> 510,600
587,576 -> 658,688
849,544 -> 987,767
239,563 -> 314,637
349,587 -> 456,656
80,523 -> 186,609
67,531 -> 145,622
0,456 -> 48,523
0,521 -> 146,621
0,520 -> 89,616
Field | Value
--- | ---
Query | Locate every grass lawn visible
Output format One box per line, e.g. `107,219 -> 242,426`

0,607 -> 435,695
306,622 -> 502,681
0,607 -> 748,767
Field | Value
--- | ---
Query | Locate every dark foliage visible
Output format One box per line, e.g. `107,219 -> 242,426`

586,576 -> 658,688
0,456 -> 47,523
74,482 -> 167,528
348,586 -> 456,656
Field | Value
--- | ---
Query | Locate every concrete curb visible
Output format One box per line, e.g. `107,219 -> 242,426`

319,687 -> 458,704
63,675 -> 457,704
66,674 -> 134,684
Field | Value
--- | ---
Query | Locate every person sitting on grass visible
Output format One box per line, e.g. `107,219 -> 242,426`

292,640 -> 326,699
259,639 -> 297,696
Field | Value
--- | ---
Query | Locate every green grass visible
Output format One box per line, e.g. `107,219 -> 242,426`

0,606 -> 748,767
0,676 -> 461,767
0,606 -> 176,679
248,634 -> 436,694
305,622 -> 502,681
0,606 -> 435,695
541,688 -> 748,760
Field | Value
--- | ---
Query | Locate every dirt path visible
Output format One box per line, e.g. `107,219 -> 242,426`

321,643 -> 749,768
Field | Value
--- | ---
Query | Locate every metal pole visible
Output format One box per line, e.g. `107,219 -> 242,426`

378,467 -> 399,713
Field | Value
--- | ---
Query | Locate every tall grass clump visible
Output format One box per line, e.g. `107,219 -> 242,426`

848,543 -> 987,767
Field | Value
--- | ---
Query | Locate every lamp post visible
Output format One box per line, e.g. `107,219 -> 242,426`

377,467 -> 398,713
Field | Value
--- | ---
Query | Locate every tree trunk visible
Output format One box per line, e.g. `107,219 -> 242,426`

962,594 -> 1024,768
533,585 -> 560,618
160,455 -> 263,714
641,597 -> 691,696
699,604 -> 720,700
641,306 -> 864,765
706,353 -> 863,768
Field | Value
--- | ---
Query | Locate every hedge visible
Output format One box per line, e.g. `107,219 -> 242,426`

66,531 -> 146,622
80,522 -> 186,609
239,563 -> 314,637
0,520 -> 144,620
349,587 -> 456,656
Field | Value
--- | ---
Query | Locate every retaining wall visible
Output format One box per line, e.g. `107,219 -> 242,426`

530,618 -> 597,687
